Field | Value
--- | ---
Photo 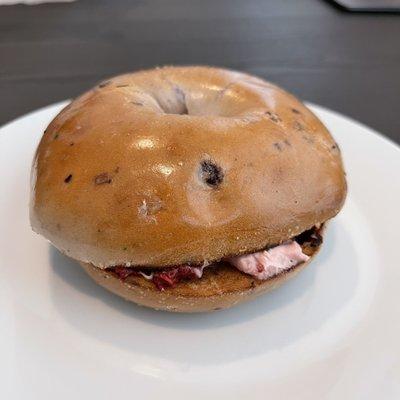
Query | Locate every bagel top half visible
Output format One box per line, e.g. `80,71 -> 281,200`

30,66 -> 346,268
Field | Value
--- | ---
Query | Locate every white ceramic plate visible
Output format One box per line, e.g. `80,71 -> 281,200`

1,102 -> 399,399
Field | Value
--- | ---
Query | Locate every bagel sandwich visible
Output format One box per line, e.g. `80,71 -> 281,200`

30,66 -> 347,312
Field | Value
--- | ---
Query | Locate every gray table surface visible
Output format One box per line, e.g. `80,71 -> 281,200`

1,0 -> 399,143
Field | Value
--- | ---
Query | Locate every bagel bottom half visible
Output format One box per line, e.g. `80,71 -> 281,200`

79,236 -> 323,313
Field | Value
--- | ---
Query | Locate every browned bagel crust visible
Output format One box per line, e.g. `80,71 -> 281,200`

79,239 -> 322,312
30,66 -> 346,268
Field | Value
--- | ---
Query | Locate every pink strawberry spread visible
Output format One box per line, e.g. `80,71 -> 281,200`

108,229 -> 318,290
228,241 -> 309,280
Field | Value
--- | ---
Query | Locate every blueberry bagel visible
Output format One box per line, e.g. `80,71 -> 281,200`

30,66 -> 346,312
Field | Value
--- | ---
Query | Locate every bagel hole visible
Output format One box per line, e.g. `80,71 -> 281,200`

173,86 -> 188,115
151,86 -> 188,115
